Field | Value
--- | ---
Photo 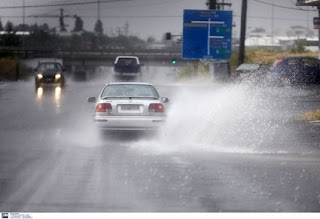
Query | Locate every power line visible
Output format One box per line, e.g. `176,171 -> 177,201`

64,0 -> 186,12
290,0 -> 304,10
69,15 -> 182,18
0,13 -> 312,22
233,15 -> 311,22
252,0 -> 317,12
0,0 -> 133,9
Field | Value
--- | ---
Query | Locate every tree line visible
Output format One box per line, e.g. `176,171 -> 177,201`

0,19 -> 173,51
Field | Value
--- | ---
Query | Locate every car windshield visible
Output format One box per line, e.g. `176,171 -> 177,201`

287,59 -> 303,66
117,58 -> 137,65
236,63 -> 260,71
101,84 -> 159,98
38,63 -> 61,71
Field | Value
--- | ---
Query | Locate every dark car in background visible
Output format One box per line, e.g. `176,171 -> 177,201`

35,62 -> 65,88
113,56 -> 142,80
272,56 -> 320,85
230,63 -> 271,84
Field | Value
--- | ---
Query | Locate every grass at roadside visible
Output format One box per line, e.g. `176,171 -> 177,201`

176,61 -> 210,81
298,109 -> 320,121
230,49 -> 317,70
176,49 -> 318,80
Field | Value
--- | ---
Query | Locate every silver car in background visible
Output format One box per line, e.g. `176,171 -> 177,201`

88,82 -> 169,130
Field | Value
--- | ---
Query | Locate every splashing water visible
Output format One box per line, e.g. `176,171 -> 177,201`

130,84 -> 294,155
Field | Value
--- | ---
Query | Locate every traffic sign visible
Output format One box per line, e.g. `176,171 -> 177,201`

182,9 -> 232,60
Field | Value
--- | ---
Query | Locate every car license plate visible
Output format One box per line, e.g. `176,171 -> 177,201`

121,105 -> 139,110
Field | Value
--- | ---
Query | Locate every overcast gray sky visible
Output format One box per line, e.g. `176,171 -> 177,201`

0,0 -> 318,40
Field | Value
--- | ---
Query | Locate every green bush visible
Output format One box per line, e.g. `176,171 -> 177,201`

177,61 -> 209,80
0,57 -> 18,80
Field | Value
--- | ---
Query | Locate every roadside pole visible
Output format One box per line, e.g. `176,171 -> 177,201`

318,6 -> 320,59
238,0 -> 247,65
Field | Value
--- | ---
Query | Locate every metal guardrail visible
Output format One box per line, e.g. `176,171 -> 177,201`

1,47 -> 189,66
1,47 -> 182,57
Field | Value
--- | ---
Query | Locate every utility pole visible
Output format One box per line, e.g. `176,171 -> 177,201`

22,0 -> 25,54
59,8 -> 67,32
238,0 -> 247,65
98,0 -> 101,21
124,21 -> 129,37
208,0 -> 217,10
208,0 -> 231,10
318,7 -> 320,58
271,0 -> 274,48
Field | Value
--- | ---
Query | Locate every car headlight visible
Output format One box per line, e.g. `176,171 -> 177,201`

55,73 -> 61,79
37,74 -> 43,79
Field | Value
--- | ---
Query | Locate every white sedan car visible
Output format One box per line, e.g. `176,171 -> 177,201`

88,82 -> 169,130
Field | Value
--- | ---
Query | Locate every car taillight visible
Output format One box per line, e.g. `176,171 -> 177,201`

149,103 -> 164,112
275,60 -> 283,67
96,103 -> 112,112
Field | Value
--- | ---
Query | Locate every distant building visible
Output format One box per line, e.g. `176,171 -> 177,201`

146,43 -> 168,50
245,35 -> 280,49
0,31 -> 30,35
242,34 -> 318,52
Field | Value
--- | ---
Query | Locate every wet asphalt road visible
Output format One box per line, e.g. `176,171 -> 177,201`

0,72 -> 320,212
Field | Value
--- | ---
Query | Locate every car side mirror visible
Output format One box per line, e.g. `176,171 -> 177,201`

87,97 -> 96,103
161,97 -> 169,103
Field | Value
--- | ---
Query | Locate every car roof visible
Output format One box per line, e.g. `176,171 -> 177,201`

106,82 -> 153,86
238,63 -> 261,66
116,56 -> 139,59
114,56 -> 140,64
282,56 -> 318,60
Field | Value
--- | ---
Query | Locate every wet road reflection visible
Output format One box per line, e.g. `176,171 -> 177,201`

36,86 -> 63,113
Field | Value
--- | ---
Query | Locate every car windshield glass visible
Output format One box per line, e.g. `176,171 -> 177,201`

101,84 -> 159,98
236,64 -> 260,71
303,58 -> 320,67
287,59 -> 302,66
117,58 -> 137,65
38,63 -> 61,71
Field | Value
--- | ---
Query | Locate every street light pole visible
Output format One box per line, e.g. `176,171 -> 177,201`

209,0 -> 217,10
23,0 -> 25,54
98,0 -> 101,21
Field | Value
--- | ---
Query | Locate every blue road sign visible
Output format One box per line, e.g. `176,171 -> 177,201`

183,9 -> 232,60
